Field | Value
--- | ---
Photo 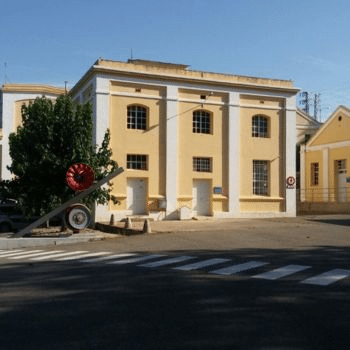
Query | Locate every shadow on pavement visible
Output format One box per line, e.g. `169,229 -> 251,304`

307,218 -> 350,227
0,246 -> 349,350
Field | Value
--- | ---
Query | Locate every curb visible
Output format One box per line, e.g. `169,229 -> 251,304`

95,222 -> 145,236
0,233 -> 116,250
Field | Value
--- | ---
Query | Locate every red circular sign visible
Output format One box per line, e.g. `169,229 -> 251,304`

66,163 -> 95,191
286,176 -> 296,186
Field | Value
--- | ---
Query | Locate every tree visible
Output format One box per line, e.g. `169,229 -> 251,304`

0,95 -> 118,219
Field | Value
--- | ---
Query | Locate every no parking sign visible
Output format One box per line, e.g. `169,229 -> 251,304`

285,176 -> 296,189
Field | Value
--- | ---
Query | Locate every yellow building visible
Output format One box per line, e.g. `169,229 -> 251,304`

296,108 -> 321,145
301,105 -> 350,204
0,84 -> 65,180
69,58 -> 299,221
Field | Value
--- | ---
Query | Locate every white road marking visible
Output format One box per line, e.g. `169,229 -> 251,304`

140,256 -> 194,268
0,250 -> 43,258
301,269 -> 350,286
253,265 -> 311,280
211,261 -> 269,275
54,252 -> 111,261
108,254 -> 165,265
9,250 -> 65,260
82,253 -> 138,263
0,249 -> 24,256
173,258 -> 231,271
30,251 -> 88,261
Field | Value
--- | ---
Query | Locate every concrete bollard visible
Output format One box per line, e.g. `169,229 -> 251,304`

125,217 -> 132,229
143,219 -> 151,233
109,214 -> 115,225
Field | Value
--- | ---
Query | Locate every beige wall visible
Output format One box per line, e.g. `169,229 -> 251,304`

311,113 -> 350,146
239,96 -> 285,212
304,150 -> 323,202
303,107 -> 350,203
177,89 -> 228,213
14,100 -> 33,130
108,82 -> 166,212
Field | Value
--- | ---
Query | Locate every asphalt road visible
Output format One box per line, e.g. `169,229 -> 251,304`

0,218 -> 349,349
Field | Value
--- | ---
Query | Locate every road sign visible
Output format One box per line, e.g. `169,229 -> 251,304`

286,176 -> 296,189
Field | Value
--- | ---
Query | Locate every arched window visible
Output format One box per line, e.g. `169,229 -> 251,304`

252,115 -> 269,138
127,105 -> 147,130
193,110 -> 211,134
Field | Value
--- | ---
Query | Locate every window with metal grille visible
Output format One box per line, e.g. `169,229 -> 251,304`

253,160 -> 269,195
252,115 -> 268,138
336,160 -> 347,174
193,110 -> 211,134
127,106 -> 147,130
127,154 -> 148,170
193,157 -> 212,172
311,163 -> 319,186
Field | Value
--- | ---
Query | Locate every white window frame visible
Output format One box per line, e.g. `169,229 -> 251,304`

193,110 -> 211,134
252,115 -> 269,138
127,105 -> 147,130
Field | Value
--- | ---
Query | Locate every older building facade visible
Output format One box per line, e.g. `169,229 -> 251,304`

70,59 -> 299,221
300,105 -> 350,204
0,84 -> 65,180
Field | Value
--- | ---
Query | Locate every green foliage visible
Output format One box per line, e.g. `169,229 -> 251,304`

0,95 -> 118,218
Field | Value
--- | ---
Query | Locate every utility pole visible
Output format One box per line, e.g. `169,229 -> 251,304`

313,93 -> 320,121
299,91 -> 310,115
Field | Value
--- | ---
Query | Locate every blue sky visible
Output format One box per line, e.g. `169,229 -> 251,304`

1,0 -> 350,121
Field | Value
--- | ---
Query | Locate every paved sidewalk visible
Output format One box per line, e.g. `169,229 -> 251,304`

0,214 -> 349,250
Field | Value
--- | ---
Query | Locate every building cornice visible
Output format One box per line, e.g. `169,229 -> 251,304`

93,65 -> 299,94
1,83 -> 66,95
69,60 -> 299,96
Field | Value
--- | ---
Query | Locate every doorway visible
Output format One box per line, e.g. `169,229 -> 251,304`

336,160 -> 347,202
192,180 -> 211,216
127,178 -> 147,215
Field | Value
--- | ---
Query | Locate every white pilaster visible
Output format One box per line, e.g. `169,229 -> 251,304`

93,76 -> 110,147
165,85 -> 178,218
323,147 -> 329,201
300,144 -> 306,202
285,96 -> 297,216
228,92 -> 240,215
93,76 -> 111,221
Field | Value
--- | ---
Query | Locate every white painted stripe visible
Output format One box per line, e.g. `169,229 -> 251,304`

140,256 -> 194,268
9,250 -> 65,260
54,252 -> 111,261
0,249 -> 24,256
0,250 -> 43,258
173,258 -> 231,271
301,269 -> 350,286
211,261 -> 269,275
108,254 -> 165,265
82,253 -> 137,263
253,265 -> 311,280
30,251 -> 88,261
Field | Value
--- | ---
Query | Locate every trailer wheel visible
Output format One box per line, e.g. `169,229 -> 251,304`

66,204 -> 91,231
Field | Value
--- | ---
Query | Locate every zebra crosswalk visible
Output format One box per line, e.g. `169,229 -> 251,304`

0,248 -> 349,287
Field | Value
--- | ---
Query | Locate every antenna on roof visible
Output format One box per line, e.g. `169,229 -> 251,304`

64,81 -> 68,94
130,48 -> 133,60
4,62 -> 9,84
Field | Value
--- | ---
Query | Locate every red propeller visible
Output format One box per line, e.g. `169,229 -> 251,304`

66,163 -> 95,191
